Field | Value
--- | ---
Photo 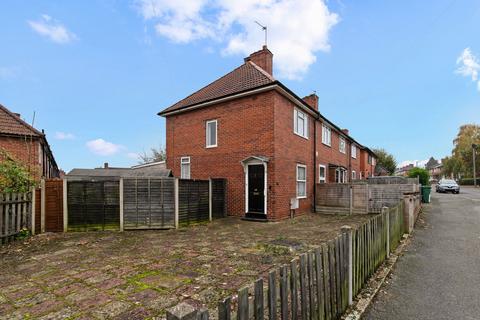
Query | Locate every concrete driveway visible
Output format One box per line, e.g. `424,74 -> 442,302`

364,187 -> 480,320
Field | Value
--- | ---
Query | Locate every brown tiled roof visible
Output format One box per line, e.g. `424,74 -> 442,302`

159,61 -> 276,115
0,104 -> 42,137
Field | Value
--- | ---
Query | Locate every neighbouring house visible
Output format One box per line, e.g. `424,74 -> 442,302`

0,103 -> 59,179
374,164 -> 390,176
395,163 -> 415,177
158,46 -> 377,221
428,163 -> 443,181
66,160 -> 172,180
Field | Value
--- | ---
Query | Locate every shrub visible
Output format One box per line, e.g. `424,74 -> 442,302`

0,150 -> 36,193
408,167 -> 430,186
459,178 -> 480,185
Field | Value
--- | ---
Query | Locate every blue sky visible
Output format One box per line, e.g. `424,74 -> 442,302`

0,0 -> 479,171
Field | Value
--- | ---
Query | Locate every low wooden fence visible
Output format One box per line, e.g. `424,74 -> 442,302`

0,192 -> 32,244
170,202 -> 405,320
316,182 -> 419,214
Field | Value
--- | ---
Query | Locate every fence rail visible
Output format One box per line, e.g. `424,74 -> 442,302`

173,202 -> 405,320
0,192 -> 32,244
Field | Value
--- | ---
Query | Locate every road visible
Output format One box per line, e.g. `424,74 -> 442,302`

363,187 -> 480,320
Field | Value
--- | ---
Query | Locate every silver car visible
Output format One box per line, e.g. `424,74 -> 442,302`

436,179 -> 460,194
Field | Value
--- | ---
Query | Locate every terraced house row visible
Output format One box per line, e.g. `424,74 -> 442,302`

158,46 -> 377,221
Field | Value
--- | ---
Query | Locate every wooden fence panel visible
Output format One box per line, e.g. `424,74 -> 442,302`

211,178 -> 227,219
178,179 -> 209,225
0,192 -> 32,244
67,180 -> 120,231
44,180 -> 63,232
123,178 -> 175,229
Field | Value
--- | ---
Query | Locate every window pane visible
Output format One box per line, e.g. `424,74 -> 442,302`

297,166 -> 306,180
297,182 -> 306,197
181,163 -> 190,179
298,117 -> 304,136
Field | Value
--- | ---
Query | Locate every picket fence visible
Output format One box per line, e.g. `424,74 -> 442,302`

180,202 -> 405,320
0,192 -> 33,244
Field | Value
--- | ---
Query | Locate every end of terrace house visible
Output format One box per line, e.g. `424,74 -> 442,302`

158,46 -> 377,221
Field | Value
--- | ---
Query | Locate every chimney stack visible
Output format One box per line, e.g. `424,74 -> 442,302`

302,93 -> 319,111
244,45 -> 273,76
342,129 -> 349,136
104,162 -> 109,169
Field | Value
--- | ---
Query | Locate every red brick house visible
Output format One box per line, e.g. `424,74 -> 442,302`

158,46 -> 377,221
0,104 -> 59,180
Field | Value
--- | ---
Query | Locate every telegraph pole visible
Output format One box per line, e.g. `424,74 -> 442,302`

473,144 -> 478,187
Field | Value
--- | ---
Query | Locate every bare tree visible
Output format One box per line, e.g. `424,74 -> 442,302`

139,146 -> 166,164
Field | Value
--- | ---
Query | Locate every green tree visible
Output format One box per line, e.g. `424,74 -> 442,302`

372,148 -> 397,175
408,167 -> 430,185
450,124 -> 480,178
0,149 -> 35,193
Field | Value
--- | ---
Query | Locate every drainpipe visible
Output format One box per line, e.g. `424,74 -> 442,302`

313,118 -> 317,212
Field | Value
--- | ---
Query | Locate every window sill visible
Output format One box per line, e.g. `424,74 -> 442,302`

322,142 -> 331,147
296,195 -> 307,199
294,132 -> 309,140
206,145 -> 217,149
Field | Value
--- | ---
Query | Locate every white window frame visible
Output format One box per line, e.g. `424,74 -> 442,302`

319,164 -> 326,183
180,156 -> 191,179
352,170 -> 356,180
335,168 -> 347,183
322,125 -> 331,146
296,164 -> 307,199
293,108 -> 308,139
351,144 -> 357,159
339,137 -> 346,154
206,119 -> 217,148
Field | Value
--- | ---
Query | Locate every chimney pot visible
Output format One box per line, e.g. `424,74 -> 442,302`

245,46 -> 273,76
342,129 -> 349,136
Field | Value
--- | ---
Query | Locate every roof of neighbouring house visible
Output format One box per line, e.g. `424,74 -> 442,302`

66,161 -> 172,180
158,61 -> 276,115
0,104 -> 42,137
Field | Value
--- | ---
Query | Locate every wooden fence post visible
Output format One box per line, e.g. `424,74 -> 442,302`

342,225 -> 353,305
365,184 -> 369,213
383,207 -> 390,257
40,179 -> 45,233
119,178 -> 124,232
63,179 -> 68,232
174,178 -> 179,229
31,187 -> 36,235
349,185 -> 353,215
208,178 -> 212,222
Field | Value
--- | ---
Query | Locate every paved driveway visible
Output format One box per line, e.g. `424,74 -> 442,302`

364,187 -> 480,320
0,213 -> 370,319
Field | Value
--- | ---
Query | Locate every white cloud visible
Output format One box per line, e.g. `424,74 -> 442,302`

397,159 -> 428,169
455,47 -> 480,91
28,14 -> 77,44
135,0 -> 339,79
86,139 -> 124,156
54,131 -> 75,140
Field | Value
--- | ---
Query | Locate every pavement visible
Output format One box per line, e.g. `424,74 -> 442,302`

363,187 -> 480,320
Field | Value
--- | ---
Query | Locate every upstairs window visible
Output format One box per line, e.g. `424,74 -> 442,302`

180,157 -> 191,179
319,165 -> 326,183
368,155 -> 372,164
294,109 -> 308,138
296,164 -> 307,198
322,125 -> 331,146
206,120 -> 217,148
339,137 -> 346,154
351,145 -> 357,158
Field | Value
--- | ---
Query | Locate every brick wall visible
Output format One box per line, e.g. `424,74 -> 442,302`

0,136 -> 41,179
273,92 -> 314,219
166,91 -> 276,219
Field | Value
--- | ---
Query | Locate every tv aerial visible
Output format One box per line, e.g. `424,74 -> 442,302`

255,21 -> 267,46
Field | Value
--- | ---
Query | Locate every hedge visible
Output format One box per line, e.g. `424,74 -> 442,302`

459,178 -> 480,185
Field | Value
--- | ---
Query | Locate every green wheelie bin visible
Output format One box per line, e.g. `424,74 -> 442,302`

421,185 -> 431,203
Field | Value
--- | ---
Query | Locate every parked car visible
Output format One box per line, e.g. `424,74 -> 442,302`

436,179 -> 460,194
